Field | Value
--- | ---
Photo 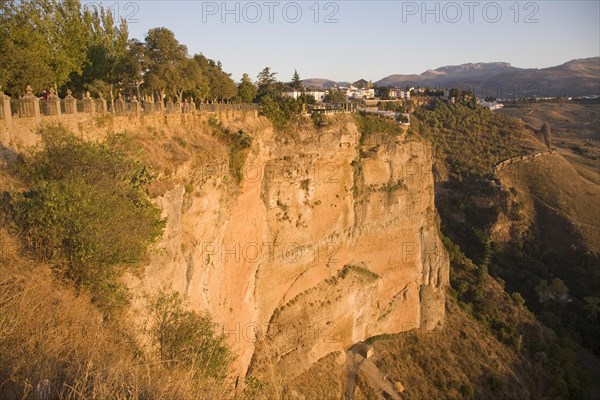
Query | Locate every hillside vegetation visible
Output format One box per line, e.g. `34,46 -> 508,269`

0,124 -> 237,399
413,98 -> 600,398
411,99 -> 545,180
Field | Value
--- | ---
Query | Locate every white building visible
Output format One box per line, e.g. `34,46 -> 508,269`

283,90 -> 326,102
344,85 -> 375,100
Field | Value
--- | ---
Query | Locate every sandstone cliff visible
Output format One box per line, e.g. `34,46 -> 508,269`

123,112 -> 449,379
2,110 -> 449,379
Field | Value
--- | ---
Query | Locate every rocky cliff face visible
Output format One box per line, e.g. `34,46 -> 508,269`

128,112 -> 449,379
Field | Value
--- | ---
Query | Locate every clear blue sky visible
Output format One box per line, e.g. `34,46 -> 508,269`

92,1 -> 599,82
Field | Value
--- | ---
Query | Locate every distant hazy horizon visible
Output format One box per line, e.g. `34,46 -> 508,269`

96,0 -> 600,82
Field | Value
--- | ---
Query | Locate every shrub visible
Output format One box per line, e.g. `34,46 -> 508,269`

459,383 -> 475,399
259,95 -> 289,129
311,111 -> 326,128
355,112 -> 403,145
8,124 -> 164,314
209,120 -> 253,183
512,292 -> 526,307
145,291 -> 235,379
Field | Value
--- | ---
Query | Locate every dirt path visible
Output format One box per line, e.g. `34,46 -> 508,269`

341,348 -> 402,400
342,352 -> 364,400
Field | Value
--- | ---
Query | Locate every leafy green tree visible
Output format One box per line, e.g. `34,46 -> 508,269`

238,73 -> 257,103
75,6 -> 129,99
378,86 -> 391,100
192,54 -> 237,102
449,87 -> 462,99
142,27 -> 189,103
175,58 -> 203,102
145,291 -> 235,379
113,39 -> 145,97
0,0 -> 98,94
208,67 -> 237,102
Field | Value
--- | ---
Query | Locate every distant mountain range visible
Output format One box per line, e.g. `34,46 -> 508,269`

303,58 -> 599,98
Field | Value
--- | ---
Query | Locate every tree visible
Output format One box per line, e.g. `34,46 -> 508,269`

142,27 -> 188,103
238,73 -> 257,103
192,54 -> 237,102
113,39 -> 145,97
78,6 -> 129,99
175,58 -> 202,102
323,87 -> 347,103
0,0 -> 98,94
378,86 -> 391,100
291,69 -> 302,91
449,87 -> 462,99
540,122 -> 553,148
259,95 -> 287,129
583,297 -> 600,321
536,278 -> 570,305
208,67 -> 237,102
256,67 -> 279,99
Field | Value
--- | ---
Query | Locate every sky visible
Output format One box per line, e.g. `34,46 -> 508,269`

87,0 -> 600,83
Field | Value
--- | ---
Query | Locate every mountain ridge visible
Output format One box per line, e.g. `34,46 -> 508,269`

303,57 -> 599,97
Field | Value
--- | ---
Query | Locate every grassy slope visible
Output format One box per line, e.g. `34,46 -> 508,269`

499,102 -> 600,185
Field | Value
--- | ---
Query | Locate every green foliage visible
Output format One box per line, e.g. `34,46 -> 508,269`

145,291 -> 235,379
354,112 -> 404,145
143,27 -> 198,100
340,265 -> 379,280
258,95 -> 302,130
511,292 -> 526,307
536,278 -> 570,305
323,87 -> 347,103
378,101 -> 405,112
0,2 -> 237,101
209,119 -> 253,183
413,100 -> 526,180
459,383 -> 475,399
256,66 -> 279,99
8,124 -> 164,314
583,297 -> 600,321
291,69 -> 302,91
0,0 -> 117,94
426,98 -> 597,398
441,235 -> 463,262
311,111 -> 327,128
194,54 -> 237,102
238,73 -> 257,103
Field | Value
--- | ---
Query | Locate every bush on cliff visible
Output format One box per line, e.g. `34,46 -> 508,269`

145,290 -> 235,379
7,124 -> 164,314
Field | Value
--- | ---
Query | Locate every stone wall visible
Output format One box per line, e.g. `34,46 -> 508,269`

0,87 -> 257,151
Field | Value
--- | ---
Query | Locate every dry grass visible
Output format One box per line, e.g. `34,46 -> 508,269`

498,103 -> 600,185
499,153 -> 600,254
112,123 -> 229,198
0,229 -> 233,400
